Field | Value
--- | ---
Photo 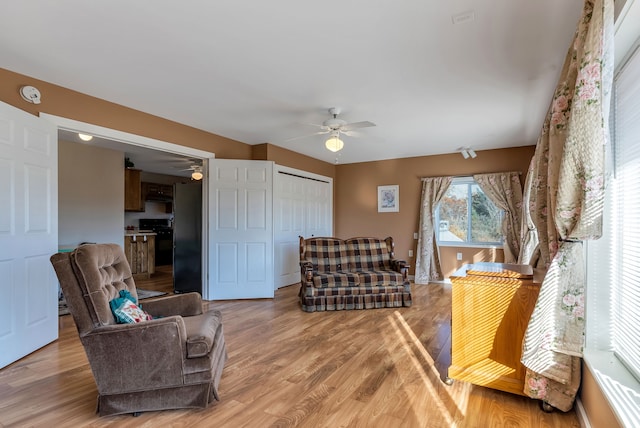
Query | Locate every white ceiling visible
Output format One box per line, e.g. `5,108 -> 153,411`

1,0 -> 584,165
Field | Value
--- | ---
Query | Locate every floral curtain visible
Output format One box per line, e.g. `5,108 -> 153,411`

473,172 -> 523,264
414,177 -> 452,284
520,0 -> 613,412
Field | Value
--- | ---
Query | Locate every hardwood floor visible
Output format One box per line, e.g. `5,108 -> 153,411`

0,272 -> 580,427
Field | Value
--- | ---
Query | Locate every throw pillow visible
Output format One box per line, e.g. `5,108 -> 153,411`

109,289 -> 153,324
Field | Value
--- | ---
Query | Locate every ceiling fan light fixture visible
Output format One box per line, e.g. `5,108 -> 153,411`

191,168 -> 203,180
78,133 -> 93,141
325,135 -> 344,152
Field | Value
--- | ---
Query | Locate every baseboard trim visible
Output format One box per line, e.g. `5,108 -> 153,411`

575,398 -> 591,428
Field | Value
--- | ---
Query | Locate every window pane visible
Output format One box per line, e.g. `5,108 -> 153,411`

470,184 -> 502,242
438,183 -> 467,242
437,181 -> 503,245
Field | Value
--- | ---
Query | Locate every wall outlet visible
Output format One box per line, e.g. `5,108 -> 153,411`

456,252 -> 462,261
408,250 -> 413,258
413,232 -> 418,239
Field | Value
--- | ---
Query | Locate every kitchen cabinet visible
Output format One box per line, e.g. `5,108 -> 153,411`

142,182 -> 173,201
448,262 -> 542,396
124,233 -> 156,279
124,168 -> 144,212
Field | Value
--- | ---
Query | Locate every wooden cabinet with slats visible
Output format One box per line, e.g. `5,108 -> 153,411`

448,262 -> 542,396
123,234 -> 156,279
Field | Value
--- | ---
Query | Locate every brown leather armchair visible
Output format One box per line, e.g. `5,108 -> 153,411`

50,243 -> 227,417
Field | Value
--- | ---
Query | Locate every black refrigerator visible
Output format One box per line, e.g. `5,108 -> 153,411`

173,182 -> 202,294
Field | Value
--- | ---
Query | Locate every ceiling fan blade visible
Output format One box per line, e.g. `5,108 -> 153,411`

342,130 -> 363,138
304,122 -> 328,129
284,130 -> 330,142
341,121 -> 376,131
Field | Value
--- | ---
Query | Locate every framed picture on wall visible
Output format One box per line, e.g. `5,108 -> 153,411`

378,185 -> 399,212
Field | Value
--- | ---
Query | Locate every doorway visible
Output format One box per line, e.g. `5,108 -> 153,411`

42,114 -> 214,297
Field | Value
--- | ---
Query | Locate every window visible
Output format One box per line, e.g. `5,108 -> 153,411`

604,42 -> 640,380
436,177 -> 503,246
585,39 -> 640,426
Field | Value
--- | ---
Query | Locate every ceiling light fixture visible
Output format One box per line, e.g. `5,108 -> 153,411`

325,132 -> 344,152
191,168 -> 203,181
78,133 -> 93,141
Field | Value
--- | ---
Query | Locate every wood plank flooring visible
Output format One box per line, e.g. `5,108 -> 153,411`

0,269 -> 580,427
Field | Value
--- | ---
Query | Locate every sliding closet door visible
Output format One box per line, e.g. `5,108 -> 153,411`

305,177 -> 332,238
274,167 -> 332,289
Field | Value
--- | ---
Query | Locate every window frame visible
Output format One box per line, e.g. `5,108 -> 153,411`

435,177 -> 504,248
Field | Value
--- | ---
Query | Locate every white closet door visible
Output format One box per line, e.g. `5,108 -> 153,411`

274,173 -> 306,288
273,167 -> 333,289
0,101 -> 58,368
305,178 -> 332,238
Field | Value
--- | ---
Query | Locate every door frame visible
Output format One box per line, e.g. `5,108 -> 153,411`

40,114 -> 215,299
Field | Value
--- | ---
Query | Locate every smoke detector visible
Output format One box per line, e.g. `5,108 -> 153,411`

20,86 -> 42,104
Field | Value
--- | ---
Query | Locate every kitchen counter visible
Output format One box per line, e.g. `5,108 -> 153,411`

124,230 -> 157,237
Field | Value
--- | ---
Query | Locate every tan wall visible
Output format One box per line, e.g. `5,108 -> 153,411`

440,247 -> 505,278
334,146 -> 535,274
252,143 -> 336,179
581,363 -> 621,428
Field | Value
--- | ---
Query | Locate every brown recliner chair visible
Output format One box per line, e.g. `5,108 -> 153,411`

50,243 -> 227,417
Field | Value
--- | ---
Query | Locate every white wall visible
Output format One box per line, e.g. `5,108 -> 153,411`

58,139 -> 124,248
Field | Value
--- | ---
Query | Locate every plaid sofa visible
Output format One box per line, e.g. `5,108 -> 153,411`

299,236 -> 412,312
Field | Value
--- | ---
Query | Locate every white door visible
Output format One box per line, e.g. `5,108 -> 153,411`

208,159 -> 274,299
305,178 -> 332,238
274,172 -> 306,288
273,167 -> 333,289
0,101 -> 58,369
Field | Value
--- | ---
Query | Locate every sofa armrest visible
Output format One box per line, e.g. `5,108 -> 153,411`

300,261 -> 314,282
391,259 -> 410,282
82,316 -> 188,394
141,292 -> 203,317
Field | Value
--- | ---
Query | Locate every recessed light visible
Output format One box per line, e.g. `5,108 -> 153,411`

78,133 -> 93,141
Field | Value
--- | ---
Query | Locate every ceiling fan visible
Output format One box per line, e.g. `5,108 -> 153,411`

170,160 -> 204,180
289,107 -> 376,152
